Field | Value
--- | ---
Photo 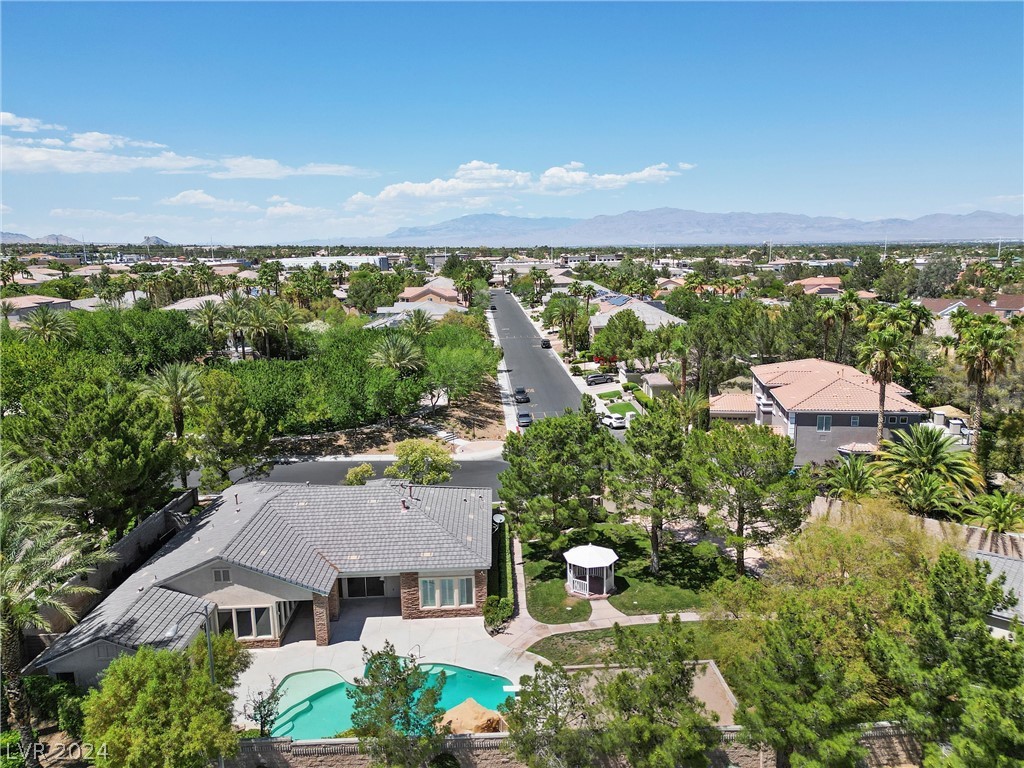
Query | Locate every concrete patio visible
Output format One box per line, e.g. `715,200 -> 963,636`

233,598 -> 542,725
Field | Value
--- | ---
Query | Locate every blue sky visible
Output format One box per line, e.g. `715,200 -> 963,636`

1,2 -> 1021,244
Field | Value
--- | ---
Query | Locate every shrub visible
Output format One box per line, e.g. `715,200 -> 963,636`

569,364 -> 583,377
624,382 -> 640,392
237,728 -> 262,739
635,391 -> 655,410
344,463 -> 375,486
22,675 -> 79,721
0,731 -> 25,768
482,596 -> 514,628
597,390 -> 621,401
58,695 -> 85,740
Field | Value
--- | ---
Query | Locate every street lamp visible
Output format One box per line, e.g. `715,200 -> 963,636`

168,606 -> 224,768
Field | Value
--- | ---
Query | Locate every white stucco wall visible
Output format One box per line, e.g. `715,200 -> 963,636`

160,559 -> 312,607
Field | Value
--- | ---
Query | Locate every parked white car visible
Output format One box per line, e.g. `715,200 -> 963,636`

600,413 -> 627,429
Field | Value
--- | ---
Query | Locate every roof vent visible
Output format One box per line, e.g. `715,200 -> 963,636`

234,493 -> 239,505
401,499 -> 408,511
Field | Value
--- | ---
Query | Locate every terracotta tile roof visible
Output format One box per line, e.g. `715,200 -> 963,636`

709,393 -> 756,414
788,276 -> 842,287
752,358 -> 924,414
837,442 -> 878,454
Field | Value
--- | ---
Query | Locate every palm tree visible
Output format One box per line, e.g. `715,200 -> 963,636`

191,299 -> 223,351
21,305 -> 77,344
874,423 -> 984,503
245,303 -> 274,358
678,388 -> 709,431
272,300 -> 303,360
815,298 -> 841,360
956,314 -> 1016,460
454,276 -> 475,306
936,335 -> 958,360
833,290 -> 862,363
0,300 -> 14,326
369,331 -> 424,376
403,308 -> 435,340
141,363 -> 204,486
857,327 -> 912,447
0,462 -> 114,768
958,491 -> 1024,534
901,472 -> 960,518
580,283 -> 597,317
825,455 -> 877,507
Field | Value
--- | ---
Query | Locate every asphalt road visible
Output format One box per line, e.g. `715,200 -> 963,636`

191,459 -> 508,499
490,289 -> 627,441
490,289 -> 588,421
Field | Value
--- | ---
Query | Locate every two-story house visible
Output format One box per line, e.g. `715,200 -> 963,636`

712,358 -> 928,466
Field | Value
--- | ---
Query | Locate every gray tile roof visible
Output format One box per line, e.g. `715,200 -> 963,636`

968,550 -> 1024,622
35,481 -> 492,668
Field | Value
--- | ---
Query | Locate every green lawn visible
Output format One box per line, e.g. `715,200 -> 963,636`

606,402 -> 638,417
520,524 -> 732,622
597,389 -> 622,401
527,622 -> 719,666
521,541 -> 592,624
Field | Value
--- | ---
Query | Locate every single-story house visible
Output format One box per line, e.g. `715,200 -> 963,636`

398,277 -> 460,305
641,372 -> 676,399
787,276 -> 843,296
1,294 -> 73,319
965,551 -> 1023,635
161,293 -> 225,311
34,481 -> 493,687
366,301 -> 468,329
915,297 -> 998,336
709,393 -> 757,424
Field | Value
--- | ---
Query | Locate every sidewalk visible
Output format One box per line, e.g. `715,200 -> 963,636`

493,536 -> 701,653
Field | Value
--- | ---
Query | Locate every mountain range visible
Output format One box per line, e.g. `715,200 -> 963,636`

365,209 -> 1023,247
3,208 -> 1022,248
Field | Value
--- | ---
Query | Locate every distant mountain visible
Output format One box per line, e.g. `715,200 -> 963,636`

141,235 -> 172,246
0,232 -> 82,245
366,209 -> 1023,247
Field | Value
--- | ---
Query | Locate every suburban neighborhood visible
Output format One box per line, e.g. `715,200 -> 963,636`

2,2 -> 1023,767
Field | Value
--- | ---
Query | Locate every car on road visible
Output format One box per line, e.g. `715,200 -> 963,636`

489,304 -> 497,310
540,339 -> 551,349
504,289 -> 512,294
585,373 -> 614,386
601,413 -> 627,429
513,387 -> 530,403
517,412 -> 533,428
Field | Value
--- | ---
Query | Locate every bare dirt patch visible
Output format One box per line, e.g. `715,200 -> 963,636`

422,379 -> 507,441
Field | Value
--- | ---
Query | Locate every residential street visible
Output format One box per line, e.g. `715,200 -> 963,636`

490,289 -> 627,441
490,288 -> 587,420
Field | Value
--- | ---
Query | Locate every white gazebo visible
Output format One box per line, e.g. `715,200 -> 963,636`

563,544 -> 618,598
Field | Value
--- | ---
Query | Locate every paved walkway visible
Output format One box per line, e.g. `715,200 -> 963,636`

492,536 -> 702,653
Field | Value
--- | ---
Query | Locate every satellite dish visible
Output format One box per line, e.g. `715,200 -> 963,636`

492,513 -> 506,525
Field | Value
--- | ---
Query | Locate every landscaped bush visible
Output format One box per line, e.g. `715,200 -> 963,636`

22,675 -> 80,721
430,753 -> 461,768
0,731 -> 25,768
624,382 -> 640,392
569,364 -> 583,377
237,728 -> 262,739
57,695 -> 85,740
634,391 -> 655,409
483,595 -> 514,628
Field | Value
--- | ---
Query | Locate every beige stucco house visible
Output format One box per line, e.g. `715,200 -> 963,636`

36,481 -> 493,687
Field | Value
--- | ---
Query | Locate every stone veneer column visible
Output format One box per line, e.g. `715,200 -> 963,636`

328,579 -> 341,621
313,593 -> 330,646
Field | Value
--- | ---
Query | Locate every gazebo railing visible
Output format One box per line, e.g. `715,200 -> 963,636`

570,576 -> 589,595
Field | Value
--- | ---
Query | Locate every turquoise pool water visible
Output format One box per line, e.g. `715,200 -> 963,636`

270,664 -> 515,740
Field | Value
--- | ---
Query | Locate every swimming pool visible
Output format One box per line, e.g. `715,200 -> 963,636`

270,664 -> 515,740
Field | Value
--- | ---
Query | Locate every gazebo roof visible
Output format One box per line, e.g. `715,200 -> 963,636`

564,544 -> 618,568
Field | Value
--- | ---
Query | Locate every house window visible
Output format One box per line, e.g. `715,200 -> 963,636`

816,415 -> 832,433
346,576 -> 386,598
899,416 -> 908,424
213,568 -> 231,584
419,576 -> 475,609
220,607 -> 274,639
95,644 -> 118,660
888,416 -> 897,424
850,416 -> 860,428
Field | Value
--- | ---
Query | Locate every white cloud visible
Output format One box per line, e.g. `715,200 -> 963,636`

266,195 -> 288,203
678,162 -> 697,170
265,201 -> 333,219
1,136 -> 213,174
209,156 -> 370,180
68,131 -> 167,151
535,162 -> 678,194
0,112 -> 65,132
161,189 -> 260,213
0,203 -> 11,214
348,159 -> 681,207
